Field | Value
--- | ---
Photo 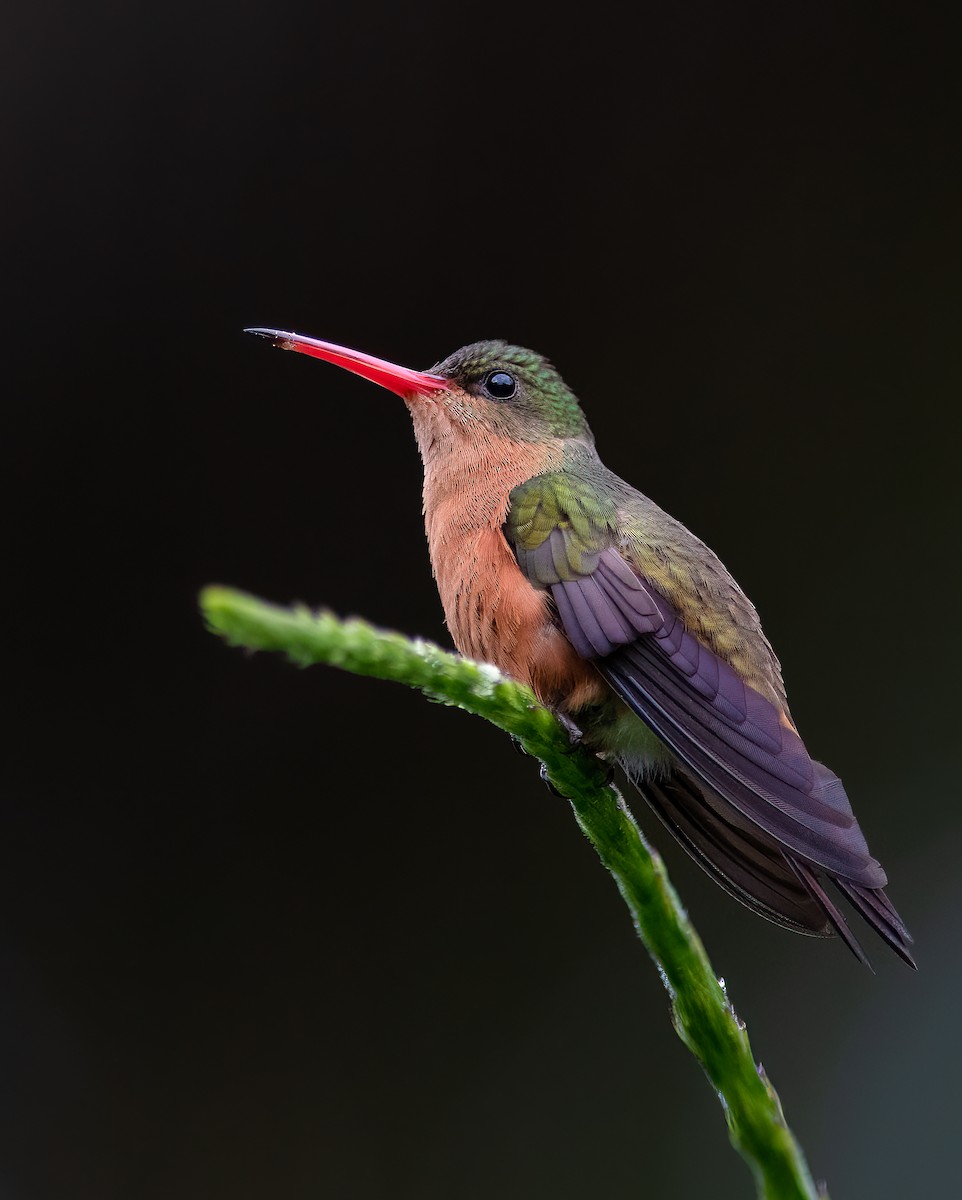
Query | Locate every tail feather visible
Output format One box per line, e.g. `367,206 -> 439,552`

833,879 -> 917,969
785,857 -> 874,970
631,767 -> 833,936
626,762 -> 915,969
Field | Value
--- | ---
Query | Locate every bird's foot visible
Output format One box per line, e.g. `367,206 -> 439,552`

555,711 -> 585,750
553,712 -> 615,784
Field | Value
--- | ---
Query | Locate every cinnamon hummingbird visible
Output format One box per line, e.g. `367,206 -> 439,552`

245,328 -> 914,969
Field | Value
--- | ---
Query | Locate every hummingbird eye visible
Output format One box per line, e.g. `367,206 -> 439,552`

482,370 -> 517,401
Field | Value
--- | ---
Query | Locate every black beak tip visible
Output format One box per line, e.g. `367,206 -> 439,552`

244,326 -> 292,347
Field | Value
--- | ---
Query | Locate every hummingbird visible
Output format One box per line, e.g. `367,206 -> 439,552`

246,327 -> 914,969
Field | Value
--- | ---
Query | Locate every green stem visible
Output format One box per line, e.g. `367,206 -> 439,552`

200,585 -> 826,1200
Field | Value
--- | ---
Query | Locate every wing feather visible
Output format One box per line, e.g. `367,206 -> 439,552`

504,473 -> 913,964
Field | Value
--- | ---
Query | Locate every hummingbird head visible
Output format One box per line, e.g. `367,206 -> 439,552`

244,329 -> 594,446
428,339 -> 592,443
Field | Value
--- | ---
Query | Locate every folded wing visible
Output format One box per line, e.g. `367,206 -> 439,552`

508,483 -> 914,966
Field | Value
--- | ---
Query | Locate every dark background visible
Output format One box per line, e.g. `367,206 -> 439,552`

6,3 -> 960,1197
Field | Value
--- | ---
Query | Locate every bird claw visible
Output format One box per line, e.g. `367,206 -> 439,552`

539,762 -> 565,797
555,711 -> 585,750
552,713 -> 615,784
513,722 -> 611,796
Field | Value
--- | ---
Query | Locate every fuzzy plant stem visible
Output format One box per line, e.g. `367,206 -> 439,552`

201,585 -> 826,1200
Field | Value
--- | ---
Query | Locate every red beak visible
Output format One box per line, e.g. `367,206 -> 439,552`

245,328 -> 449,398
